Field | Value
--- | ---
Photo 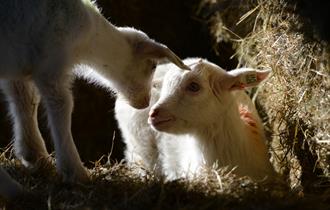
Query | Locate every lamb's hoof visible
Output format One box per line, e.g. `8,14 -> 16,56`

20,152 -> 53,169
60,166 -> 90,184
20,155 -> 55,175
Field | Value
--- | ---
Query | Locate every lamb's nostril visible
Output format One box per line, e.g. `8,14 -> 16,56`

149,108 -> 159,118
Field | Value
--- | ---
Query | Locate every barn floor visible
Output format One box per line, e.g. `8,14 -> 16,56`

0,155 -> 329,210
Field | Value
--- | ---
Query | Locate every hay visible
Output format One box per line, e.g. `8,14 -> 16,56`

201,0 -> 330,190
1,152 -> 327,210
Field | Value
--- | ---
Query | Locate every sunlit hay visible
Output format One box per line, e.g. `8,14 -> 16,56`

201,0 -> 330,190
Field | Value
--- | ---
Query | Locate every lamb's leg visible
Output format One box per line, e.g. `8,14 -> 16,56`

0,80 -> 49,166
34,76 -> 89,182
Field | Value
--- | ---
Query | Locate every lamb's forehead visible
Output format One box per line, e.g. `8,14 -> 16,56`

117,27 -> 151,46
162,66 -> 185,87
118,27 -> 148,38
165,60 -> 226,81
192,60 -> 226,76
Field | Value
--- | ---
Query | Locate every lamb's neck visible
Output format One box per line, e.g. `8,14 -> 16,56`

194,101 -> 249,167
77,6 -> 130,80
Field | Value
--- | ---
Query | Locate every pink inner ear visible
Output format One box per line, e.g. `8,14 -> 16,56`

230,82 -> 246,90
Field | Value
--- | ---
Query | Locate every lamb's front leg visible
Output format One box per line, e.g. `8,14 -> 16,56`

0,80 -> 49,167
34,78 -> 89,182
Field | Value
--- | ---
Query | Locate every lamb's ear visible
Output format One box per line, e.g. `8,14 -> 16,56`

135,40 -> 191,70
223,68 -> 271,91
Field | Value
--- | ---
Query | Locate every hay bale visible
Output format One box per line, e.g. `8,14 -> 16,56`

202,0 -> 330,190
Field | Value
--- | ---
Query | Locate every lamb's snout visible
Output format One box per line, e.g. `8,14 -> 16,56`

149,107 -> 159,118
148,107 -> 161,124
148,107 -> 175,130
130,95 -> 150,109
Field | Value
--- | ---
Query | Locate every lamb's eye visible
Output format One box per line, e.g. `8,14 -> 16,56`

186,82 -> 200,92
150,60 -> 157,70
145,63 -> 156,75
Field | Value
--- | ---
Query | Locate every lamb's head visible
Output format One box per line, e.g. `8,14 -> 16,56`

148,59 -> 270,134
115,27 -> 190,109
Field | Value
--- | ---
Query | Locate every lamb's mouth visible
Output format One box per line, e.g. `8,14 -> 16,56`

148,116 -> 175,129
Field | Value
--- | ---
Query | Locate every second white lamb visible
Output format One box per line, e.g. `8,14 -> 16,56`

115,58 -> 275,180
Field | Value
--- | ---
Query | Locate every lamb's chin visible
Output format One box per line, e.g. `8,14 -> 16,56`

151,122 -> 189,135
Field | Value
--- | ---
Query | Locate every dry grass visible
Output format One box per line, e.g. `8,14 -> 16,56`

0,147 -> 328,210
200,0 -> 330,191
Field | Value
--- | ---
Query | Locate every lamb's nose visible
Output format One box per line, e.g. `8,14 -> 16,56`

149,108 -> 159,118
131,95 -> 150,109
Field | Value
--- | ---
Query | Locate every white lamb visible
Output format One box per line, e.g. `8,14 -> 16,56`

115,58 -> 275,180
115,63 -> 168,175
0,0 -> 188,182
